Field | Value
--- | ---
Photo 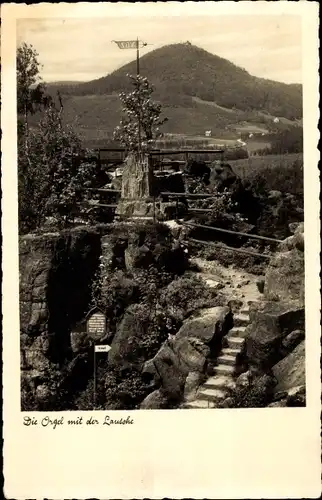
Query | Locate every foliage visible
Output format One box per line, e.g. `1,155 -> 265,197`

244,159 -> 303,199
17,42 -> 105,234
17,42 -> 52,122
74,365 -> 151,410
257,126 -> 303,155
228,375 -> 276,408
160,273 -> 220,323
18,100 -> 101,233
113,74 -> 168,152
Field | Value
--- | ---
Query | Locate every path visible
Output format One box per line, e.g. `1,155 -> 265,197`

182,257 -> 263,409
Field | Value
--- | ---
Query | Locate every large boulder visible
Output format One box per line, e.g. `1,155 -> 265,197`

273,341 -> 305,393
175,306 -> 233,344
246,301 -> 305,372
264,222 -> 304,304
183,159 -> 211,183
142,306 -> 232,403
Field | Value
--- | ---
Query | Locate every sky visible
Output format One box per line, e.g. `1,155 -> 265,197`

17,15 -> 302,84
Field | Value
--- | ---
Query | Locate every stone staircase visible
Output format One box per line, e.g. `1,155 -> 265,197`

182,306 -> 251,409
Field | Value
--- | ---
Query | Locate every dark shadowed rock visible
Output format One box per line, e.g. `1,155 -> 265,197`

256,278 -> 265,294
281,329 -> 305,354
153,171 -> 185,196
20,228 -> 102,409
286,385 -> 306,406
209,162 -> 238,190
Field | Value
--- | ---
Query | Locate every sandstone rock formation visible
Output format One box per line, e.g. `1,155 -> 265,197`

243,222 -> 305,400
264,221 -> 304,304
246,301 -> 305,372
20,227 -> 102,409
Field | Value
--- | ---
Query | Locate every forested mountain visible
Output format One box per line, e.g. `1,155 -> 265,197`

41,43 -> 302,146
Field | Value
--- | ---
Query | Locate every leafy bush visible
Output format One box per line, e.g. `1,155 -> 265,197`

160,273 -> 219,322
229,374 -> 276,408
74,365 -> 152,410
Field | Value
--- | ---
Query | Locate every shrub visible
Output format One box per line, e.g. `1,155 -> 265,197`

160,273 -> 219,322
229,374 -> 276,408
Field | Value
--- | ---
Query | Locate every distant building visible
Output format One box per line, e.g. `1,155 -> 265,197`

205,130 -> 212,137
273,117 -> 280,123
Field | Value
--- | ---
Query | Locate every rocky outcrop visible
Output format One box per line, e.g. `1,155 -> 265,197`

242,223 -> 305,400
20,227 -> 101,410
140,306 -> 232,408
183,159 -> 211,183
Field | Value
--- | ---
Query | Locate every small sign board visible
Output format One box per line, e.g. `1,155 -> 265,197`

86,308 -> 106,341
95,345 -> 111,353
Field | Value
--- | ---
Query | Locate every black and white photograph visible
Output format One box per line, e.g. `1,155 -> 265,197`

16,12 -> 308,413
2,3 -> 320,499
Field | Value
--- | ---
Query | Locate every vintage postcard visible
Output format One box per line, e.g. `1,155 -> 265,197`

2,2 -> 321,498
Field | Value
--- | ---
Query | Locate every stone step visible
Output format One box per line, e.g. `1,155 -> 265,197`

221,347 -> 241,357
227,336 -> 246,348
228,326 -> 247,338
213,364 -> 235,376
203,375 -> 236,391
182,399 -> 215,409
217,354 -> 237,366
197,387 -> 227,402
234,312 -> 250,326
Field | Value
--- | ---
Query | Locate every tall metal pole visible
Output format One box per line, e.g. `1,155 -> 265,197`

136,36 -> 140,75
93,343 -> 96,409
136,37 -> 142,161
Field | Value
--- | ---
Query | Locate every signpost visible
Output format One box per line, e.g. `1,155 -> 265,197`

86,307 -> 111,408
